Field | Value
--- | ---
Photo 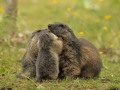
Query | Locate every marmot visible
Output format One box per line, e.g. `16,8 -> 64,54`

22,29 -> 47,78
48,22 -> 103,79
35,30 -> 63,82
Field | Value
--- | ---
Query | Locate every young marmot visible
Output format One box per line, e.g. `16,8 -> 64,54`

35,30 -> 63,82
48,22 -> 103,79
22,29 -> 47,78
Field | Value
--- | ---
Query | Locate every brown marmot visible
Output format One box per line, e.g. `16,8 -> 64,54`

35,30 -> 63,82
48,22 -> 103,79
22,29 -> 47,78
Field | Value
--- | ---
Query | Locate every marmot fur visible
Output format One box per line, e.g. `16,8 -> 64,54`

22,29 -> 47,78
35,30 -> 63,82
48,22 -> 103,79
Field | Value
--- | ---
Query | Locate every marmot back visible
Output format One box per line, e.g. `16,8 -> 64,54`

22,29 -> 47,77
48,22 -> 103,79
35,30 -> 63,82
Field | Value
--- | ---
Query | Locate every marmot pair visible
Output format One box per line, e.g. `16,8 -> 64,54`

22,22 -> 103,81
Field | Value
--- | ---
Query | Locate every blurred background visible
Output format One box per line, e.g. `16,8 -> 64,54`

0,0 -> 120,52
0,0 -> 120,89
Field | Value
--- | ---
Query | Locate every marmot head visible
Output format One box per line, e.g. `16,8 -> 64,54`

48,22 -> 76,41
39,29 -> 60,49
28,29 -> 47,57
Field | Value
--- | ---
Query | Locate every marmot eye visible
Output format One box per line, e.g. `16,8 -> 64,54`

59,24 -> 64,28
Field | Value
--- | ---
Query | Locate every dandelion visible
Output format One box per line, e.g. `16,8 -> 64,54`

94,19 -> 100,23
67,8 -> 71,12
110,44 -> 114,48
85,6 -> 90,10
72,12 -> 77,16
99,51 -> 103,55
79,32 -> 84,35
118,35 -> 120,39
53,0 -> 57,5
0,7 -> 4,12
99,0 -> 104,2
104,15 -> 111,20
103,26 -> 108,30
85,15 -> 90,20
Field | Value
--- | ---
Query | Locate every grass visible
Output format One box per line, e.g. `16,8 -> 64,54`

0,0 -> 120,90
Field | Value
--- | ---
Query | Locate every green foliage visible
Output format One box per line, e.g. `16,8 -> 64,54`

0,0 -> 120,90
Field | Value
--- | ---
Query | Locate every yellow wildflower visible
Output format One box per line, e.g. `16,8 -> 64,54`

100,0 -> 104,2
53,0 -> 57,5
99,51 -> 103,55
67,8 -> 71,12
79,32 -> 84,35
72,12 -> 77,16
85,6 -> 90,10
104,15 -> 111,20
110,44 -> 114,48
94,19 -> 100,23
103,26 -> 108,30
86,15 -> 90,20
118,35 -> 120,38
0,7 -> 4,12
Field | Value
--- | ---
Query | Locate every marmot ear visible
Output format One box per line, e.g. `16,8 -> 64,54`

59,24 -> 65,28
31,30 -> 42,38
32,30 -> 42,34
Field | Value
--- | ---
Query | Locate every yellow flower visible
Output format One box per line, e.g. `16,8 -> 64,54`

0,7 -> 4,12
67,8 -> 71,12
103,26 -> 108,30
86,15 -> 90,20
118,35 -> 120,38
100,0 -> 104,2
72,12 -> 77,16
85,6 -> 90,10
110,44 -> 114,48
99,51 -> 103,55
94,19 -> 100,23
104,15 -> 111,20
79,32 -> 84,35
53,0 -> 57,5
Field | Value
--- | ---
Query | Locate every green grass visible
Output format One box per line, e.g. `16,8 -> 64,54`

0,0 -> 120,90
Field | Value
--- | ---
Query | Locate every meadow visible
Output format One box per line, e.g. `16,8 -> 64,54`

0,0 -> 120,90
